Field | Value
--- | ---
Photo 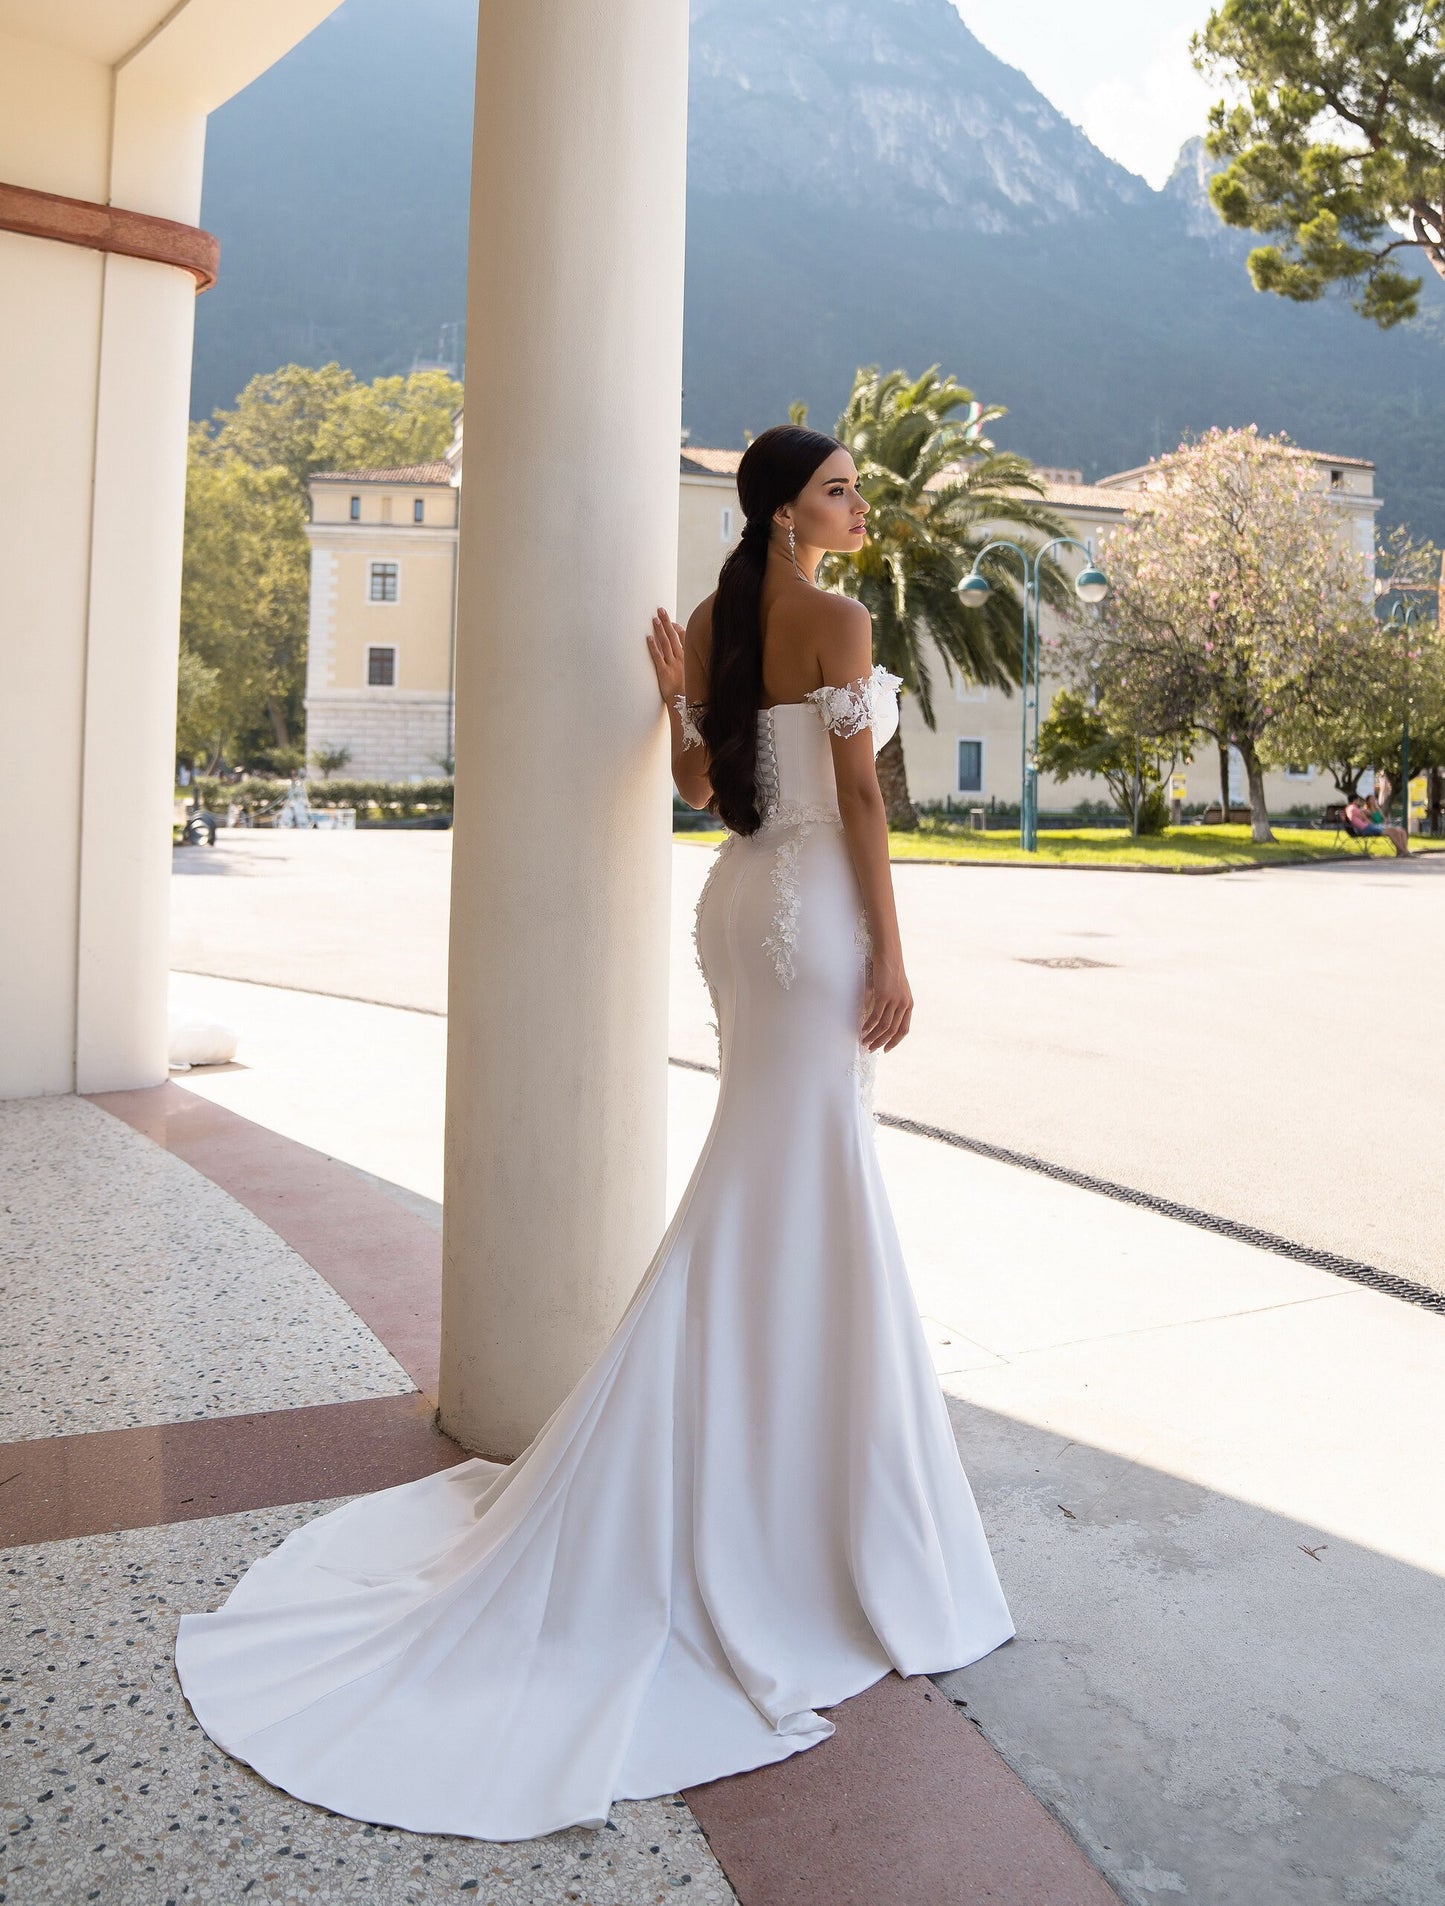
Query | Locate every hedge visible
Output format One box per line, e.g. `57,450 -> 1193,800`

192,777 -> 454,819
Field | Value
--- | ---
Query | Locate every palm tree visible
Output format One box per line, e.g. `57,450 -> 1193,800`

811,367 -> 1070,829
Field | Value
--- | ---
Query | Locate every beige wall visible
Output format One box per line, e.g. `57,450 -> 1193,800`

311,481 -> 460,528
305,480 -> 459,776
896,678 -> 1343,815
677,473 -> 740,621
310,540 -> 458,692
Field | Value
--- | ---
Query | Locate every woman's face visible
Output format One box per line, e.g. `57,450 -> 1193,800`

778,449 -> 869,553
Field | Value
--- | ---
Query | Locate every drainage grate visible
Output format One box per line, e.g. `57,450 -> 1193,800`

879,1113 -> 1445,1317
1017,955 -> 1117,970
665,1057 -> 1444,1318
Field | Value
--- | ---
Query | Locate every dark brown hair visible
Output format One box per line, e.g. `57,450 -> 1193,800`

702,423 -> 844,834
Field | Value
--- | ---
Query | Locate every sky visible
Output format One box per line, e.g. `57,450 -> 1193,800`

950,0 -> 1221,190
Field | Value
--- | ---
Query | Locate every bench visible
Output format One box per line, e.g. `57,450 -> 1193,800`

1322,803 -> 1387,856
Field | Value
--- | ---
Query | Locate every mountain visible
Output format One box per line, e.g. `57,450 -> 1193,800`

193,0 -> 1445,535
686,0 -> 1147,228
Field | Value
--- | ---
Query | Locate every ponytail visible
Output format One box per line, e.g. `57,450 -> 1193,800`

702,425 -> 843,835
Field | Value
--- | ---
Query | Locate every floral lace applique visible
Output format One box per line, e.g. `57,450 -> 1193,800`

805,664 -> 903,740
761,831 -> 804,987
674,694 -> 705,751
756,802 -> 848,989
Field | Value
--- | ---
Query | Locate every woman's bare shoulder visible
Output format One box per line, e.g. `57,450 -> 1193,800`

805,590 -> 872,678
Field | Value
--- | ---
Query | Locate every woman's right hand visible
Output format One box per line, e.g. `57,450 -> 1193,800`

647,608 -> 687,706
862,955 -> 913,1052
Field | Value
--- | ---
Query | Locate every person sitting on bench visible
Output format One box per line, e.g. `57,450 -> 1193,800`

1344,792 -> 1409,857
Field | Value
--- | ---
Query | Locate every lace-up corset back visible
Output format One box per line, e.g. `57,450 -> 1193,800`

755,665 -> 901,825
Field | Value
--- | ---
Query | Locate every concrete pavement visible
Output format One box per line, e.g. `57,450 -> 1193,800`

165,968 -> 1445,1905
171,831 -> 1445,1292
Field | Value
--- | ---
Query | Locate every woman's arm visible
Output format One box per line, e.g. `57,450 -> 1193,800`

814,599 -> 913,1053
647,606 -> 713,809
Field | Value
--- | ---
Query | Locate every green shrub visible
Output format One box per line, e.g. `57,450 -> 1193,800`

193,776 -> 454,820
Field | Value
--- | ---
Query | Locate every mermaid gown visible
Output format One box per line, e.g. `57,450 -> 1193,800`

173,665 -> 1014,1842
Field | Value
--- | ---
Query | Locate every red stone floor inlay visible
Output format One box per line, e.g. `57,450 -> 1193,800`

686,1671 -> 1121,1906
66,1080 -> 1117,1902
88,1083 -> 444,1397
0,1392 -> 466,1547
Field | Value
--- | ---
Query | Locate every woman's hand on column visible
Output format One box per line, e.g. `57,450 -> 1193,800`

647,609 -> 687,705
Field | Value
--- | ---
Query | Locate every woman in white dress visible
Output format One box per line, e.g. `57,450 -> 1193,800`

173,424 -> 1013,1843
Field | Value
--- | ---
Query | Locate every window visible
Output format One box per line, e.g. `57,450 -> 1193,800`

414,498 -> 425,523
369,561 -> 399,602
720,506 -> 734,542
367,645 -> 397,687
1329,468 -> 1344,490
957,738 -> 984,794
1284,764 -> 1311,780
349,495 -> 361,521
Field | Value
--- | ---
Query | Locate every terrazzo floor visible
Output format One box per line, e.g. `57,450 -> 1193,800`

1,1501 -> 734,1906
0,1097 -> 413,1443
0,1092 -> 742,1906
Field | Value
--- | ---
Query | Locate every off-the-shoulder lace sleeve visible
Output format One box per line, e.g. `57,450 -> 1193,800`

805,664 -> 903,739
673,693 -> 705,751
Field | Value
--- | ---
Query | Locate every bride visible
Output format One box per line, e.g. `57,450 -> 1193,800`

173,423 -> 1014,1842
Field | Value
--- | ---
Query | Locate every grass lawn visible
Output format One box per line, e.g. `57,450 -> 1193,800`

674,821 -> 1445,872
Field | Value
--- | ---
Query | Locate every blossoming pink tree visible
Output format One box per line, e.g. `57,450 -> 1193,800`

1063,427 -> 1375,842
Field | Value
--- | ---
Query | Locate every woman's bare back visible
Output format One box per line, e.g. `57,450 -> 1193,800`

686,576 -> 851,709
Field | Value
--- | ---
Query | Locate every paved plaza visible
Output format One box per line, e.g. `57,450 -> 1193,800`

172,829 -> 1445,1291
5,971 -> 1443,1903
4,835 -> 1441,1904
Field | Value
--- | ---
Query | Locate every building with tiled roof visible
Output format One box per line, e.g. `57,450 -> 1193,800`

304,434 -> 1380,813
311,461 -> 456,486
304,454 -> 463,780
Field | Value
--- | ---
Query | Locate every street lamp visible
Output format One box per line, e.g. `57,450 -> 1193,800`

957,539 -> 1110,851
1379,592 -> 1419,833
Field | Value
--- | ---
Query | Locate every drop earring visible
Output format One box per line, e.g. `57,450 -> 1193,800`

787,520 -> 804,581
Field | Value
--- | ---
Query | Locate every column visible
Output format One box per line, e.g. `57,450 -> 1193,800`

0,2 -> 344,1100
440,0 -> 690,1455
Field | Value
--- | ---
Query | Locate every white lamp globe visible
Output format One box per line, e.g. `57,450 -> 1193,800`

957,571 -> 993,607
1074,564 -> 1109,605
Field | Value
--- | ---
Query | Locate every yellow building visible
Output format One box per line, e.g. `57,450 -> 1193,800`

312,436 -> 1379,813
305,450 -> 462,779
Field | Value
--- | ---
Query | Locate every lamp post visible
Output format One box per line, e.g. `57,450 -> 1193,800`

958,539 -> 1109,851
1379,594 -> 1419,832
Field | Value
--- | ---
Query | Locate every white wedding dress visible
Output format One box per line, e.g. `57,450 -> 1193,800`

173,665 -> 1014,1842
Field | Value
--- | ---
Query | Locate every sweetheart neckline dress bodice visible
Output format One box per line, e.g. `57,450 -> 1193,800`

173,664 -> 1014,1841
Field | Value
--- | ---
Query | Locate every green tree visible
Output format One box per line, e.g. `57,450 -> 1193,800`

175,646 -> 224,773
180,441 -> 310,756
208,363 -> 462,483
313,372 -> 463,473
182,365 -> 463,762
1267,528 -> 1444,797
1063,427 -> 1375,843
808,366 -> 1068,829
1194,0 -> 1445,325
311,745 -> 353,779
206,363 -> 359,486
1035,689 -> 1181,834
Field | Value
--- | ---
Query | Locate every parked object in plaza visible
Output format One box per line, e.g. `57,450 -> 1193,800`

167,1013 -> 237,1069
